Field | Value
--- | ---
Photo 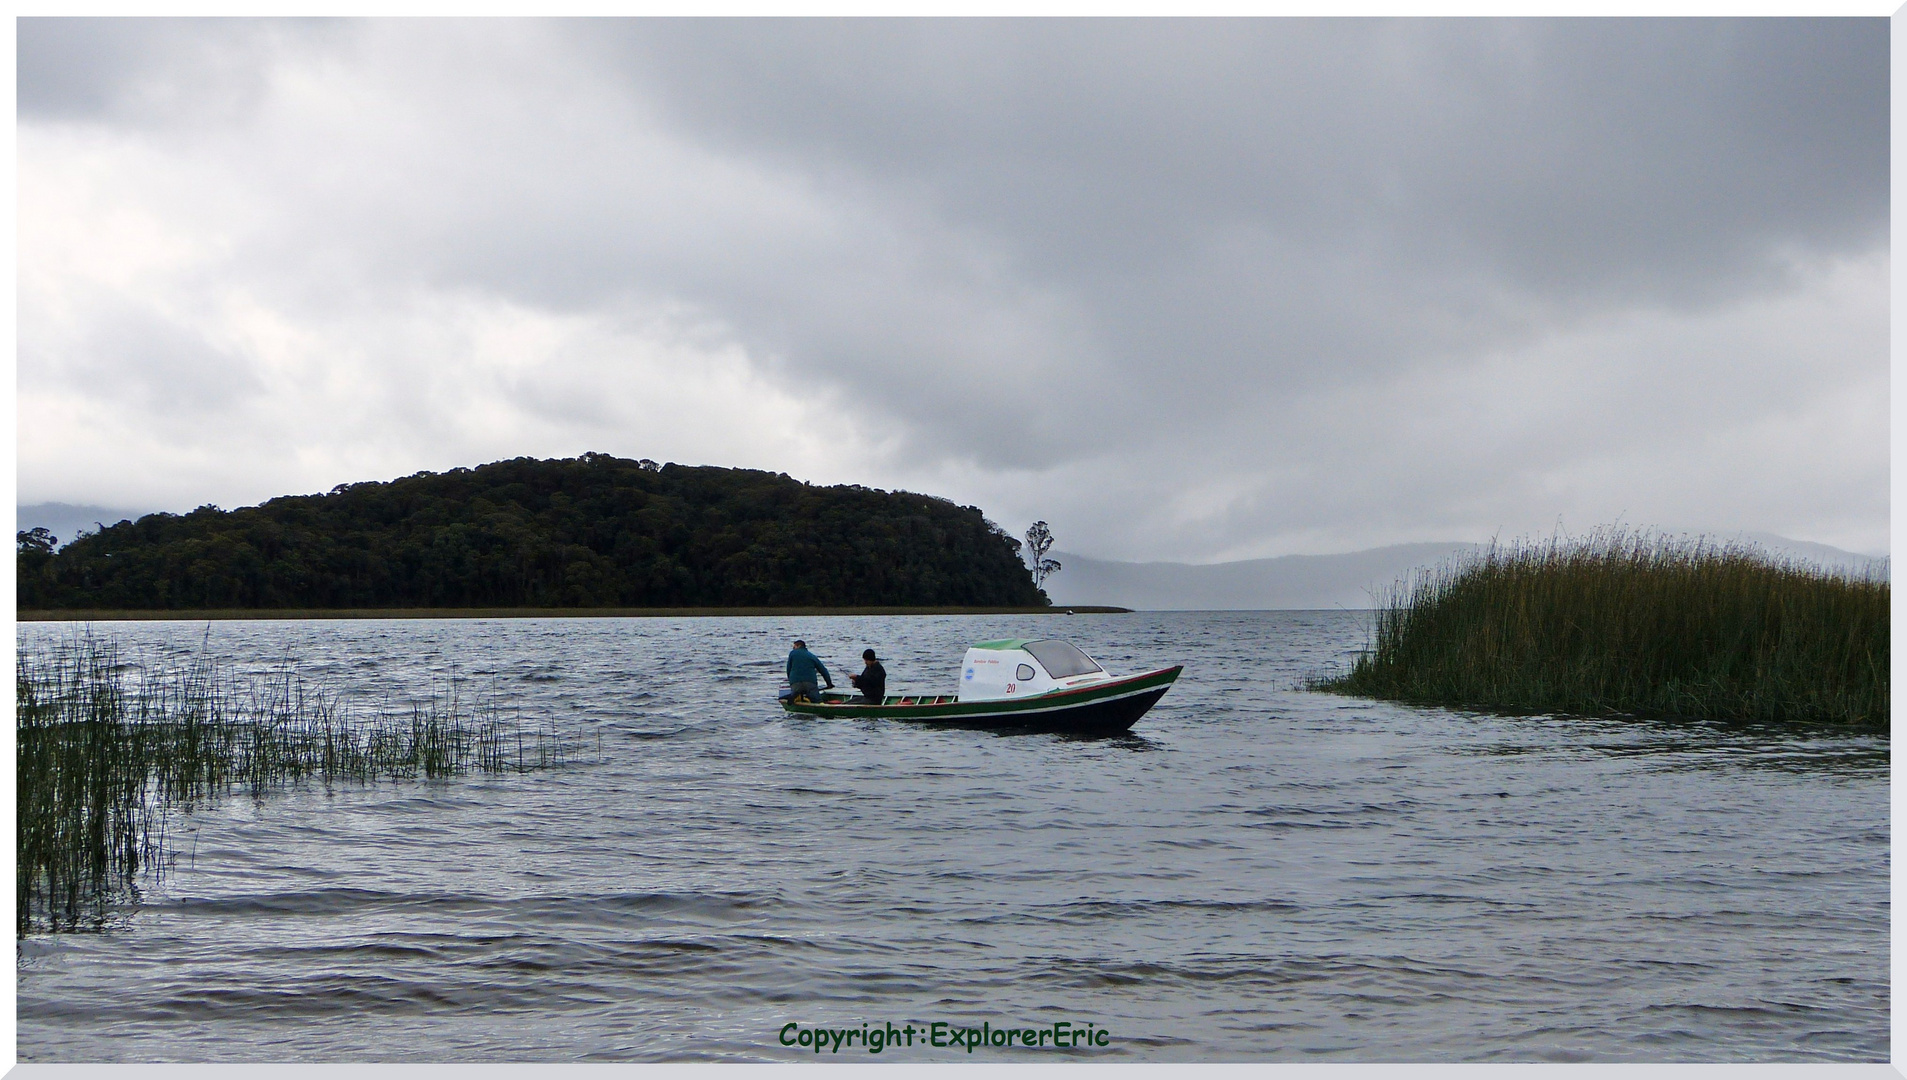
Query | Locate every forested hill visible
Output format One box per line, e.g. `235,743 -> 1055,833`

17,455 -> 1049,610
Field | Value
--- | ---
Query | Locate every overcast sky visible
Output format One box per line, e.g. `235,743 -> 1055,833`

18,18 -> 1888,560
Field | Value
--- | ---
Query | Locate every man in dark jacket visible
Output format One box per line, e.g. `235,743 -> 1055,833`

786,639 -> 832,702
849,649 -> 887,705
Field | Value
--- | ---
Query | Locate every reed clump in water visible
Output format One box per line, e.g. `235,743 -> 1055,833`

19,636 -> 573,933
1313,532 -> 1888,728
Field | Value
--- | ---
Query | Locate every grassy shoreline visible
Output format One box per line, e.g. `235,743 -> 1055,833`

1312,533 -> 1888,729
19,605 -> 1133,621
18,635 -> 576,933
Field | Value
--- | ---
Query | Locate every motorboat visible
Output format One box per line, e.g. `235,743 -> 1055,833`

779,638 -> 1181,736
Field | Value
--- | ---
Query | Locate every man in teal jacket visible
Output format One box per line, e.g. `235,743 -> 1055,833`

786,639 -> 833,702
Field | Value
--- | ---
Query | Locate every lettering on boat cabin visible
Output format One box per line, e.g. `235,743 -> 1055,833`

955,640 -> 1109,702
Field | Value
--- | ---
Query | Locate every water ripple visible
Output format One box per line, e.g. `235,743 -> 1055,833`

16,611 -> 1888,1062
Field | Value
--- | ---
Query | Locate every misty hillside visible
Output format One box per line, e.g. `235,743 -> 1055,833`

1044,535 -> 1887,611
15,503 -> 144,549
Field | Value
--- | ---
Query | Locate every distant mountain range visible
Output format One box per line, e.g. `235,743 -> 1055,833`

16,503 -> 142,548
1043,533 -> 1888,611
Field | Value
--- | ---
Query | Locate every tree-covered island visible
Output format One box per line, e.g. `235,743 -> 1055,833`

17,454 -> 1052,611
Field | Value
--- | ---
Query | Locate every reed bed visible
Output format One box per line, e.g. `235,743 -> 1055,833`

1313,532 -> 1888,729
19,636 -> 575,934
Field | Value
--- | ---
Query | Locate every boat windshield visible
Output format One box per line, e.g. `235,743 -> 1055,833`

1025,640 -> 1103,679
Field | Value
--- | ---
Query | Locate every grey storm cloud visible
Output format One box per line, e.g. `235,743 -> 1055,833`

16,17 -> 1889,559
585,20 -> 1885,440
596,19 -> 1884,288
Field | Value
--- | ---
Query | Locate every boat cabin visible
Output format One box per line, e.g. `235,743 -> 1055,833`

957,639 -> 1111,701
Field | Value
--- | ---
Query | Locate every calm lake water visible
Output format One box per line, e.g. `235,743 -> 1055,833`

15,611 -> 1889,1062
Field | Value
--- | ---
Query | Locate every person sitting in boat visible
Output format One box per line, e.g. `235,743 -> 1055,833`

786,639 -> 833,703
848,649 -> 886,705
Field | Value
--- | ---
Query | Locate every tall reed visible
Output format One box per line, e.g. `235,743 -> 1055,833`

1314,532 -> 1888,728
18,635 -> 575,933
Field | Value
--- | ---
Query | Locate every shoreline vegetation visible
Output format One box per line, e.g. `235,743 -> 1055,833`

18,605 -> 1132,621
17,455 -> 1054,611
1311,532 -> 1888,729
18,635 -> 577,934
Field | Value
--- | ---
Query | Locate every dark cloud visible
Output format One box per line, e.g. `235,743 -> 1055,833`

16,18 -> 1889,557
549,19 -> 1888,463
18,17 -> 352,125
590,18 -> 1883,292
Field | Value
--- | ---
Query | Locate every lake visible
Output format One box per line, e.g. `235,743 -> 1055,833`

14,611 -> 1889,1062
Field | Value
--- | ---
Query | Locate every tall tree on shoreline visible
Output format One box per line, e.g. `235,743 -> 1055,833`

1024,521 -> 1061,589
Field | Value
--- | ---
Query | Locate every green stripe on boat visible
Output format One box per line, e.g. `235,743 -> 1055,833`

970,639 -> 1034,650
782,666 -> 1181,720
